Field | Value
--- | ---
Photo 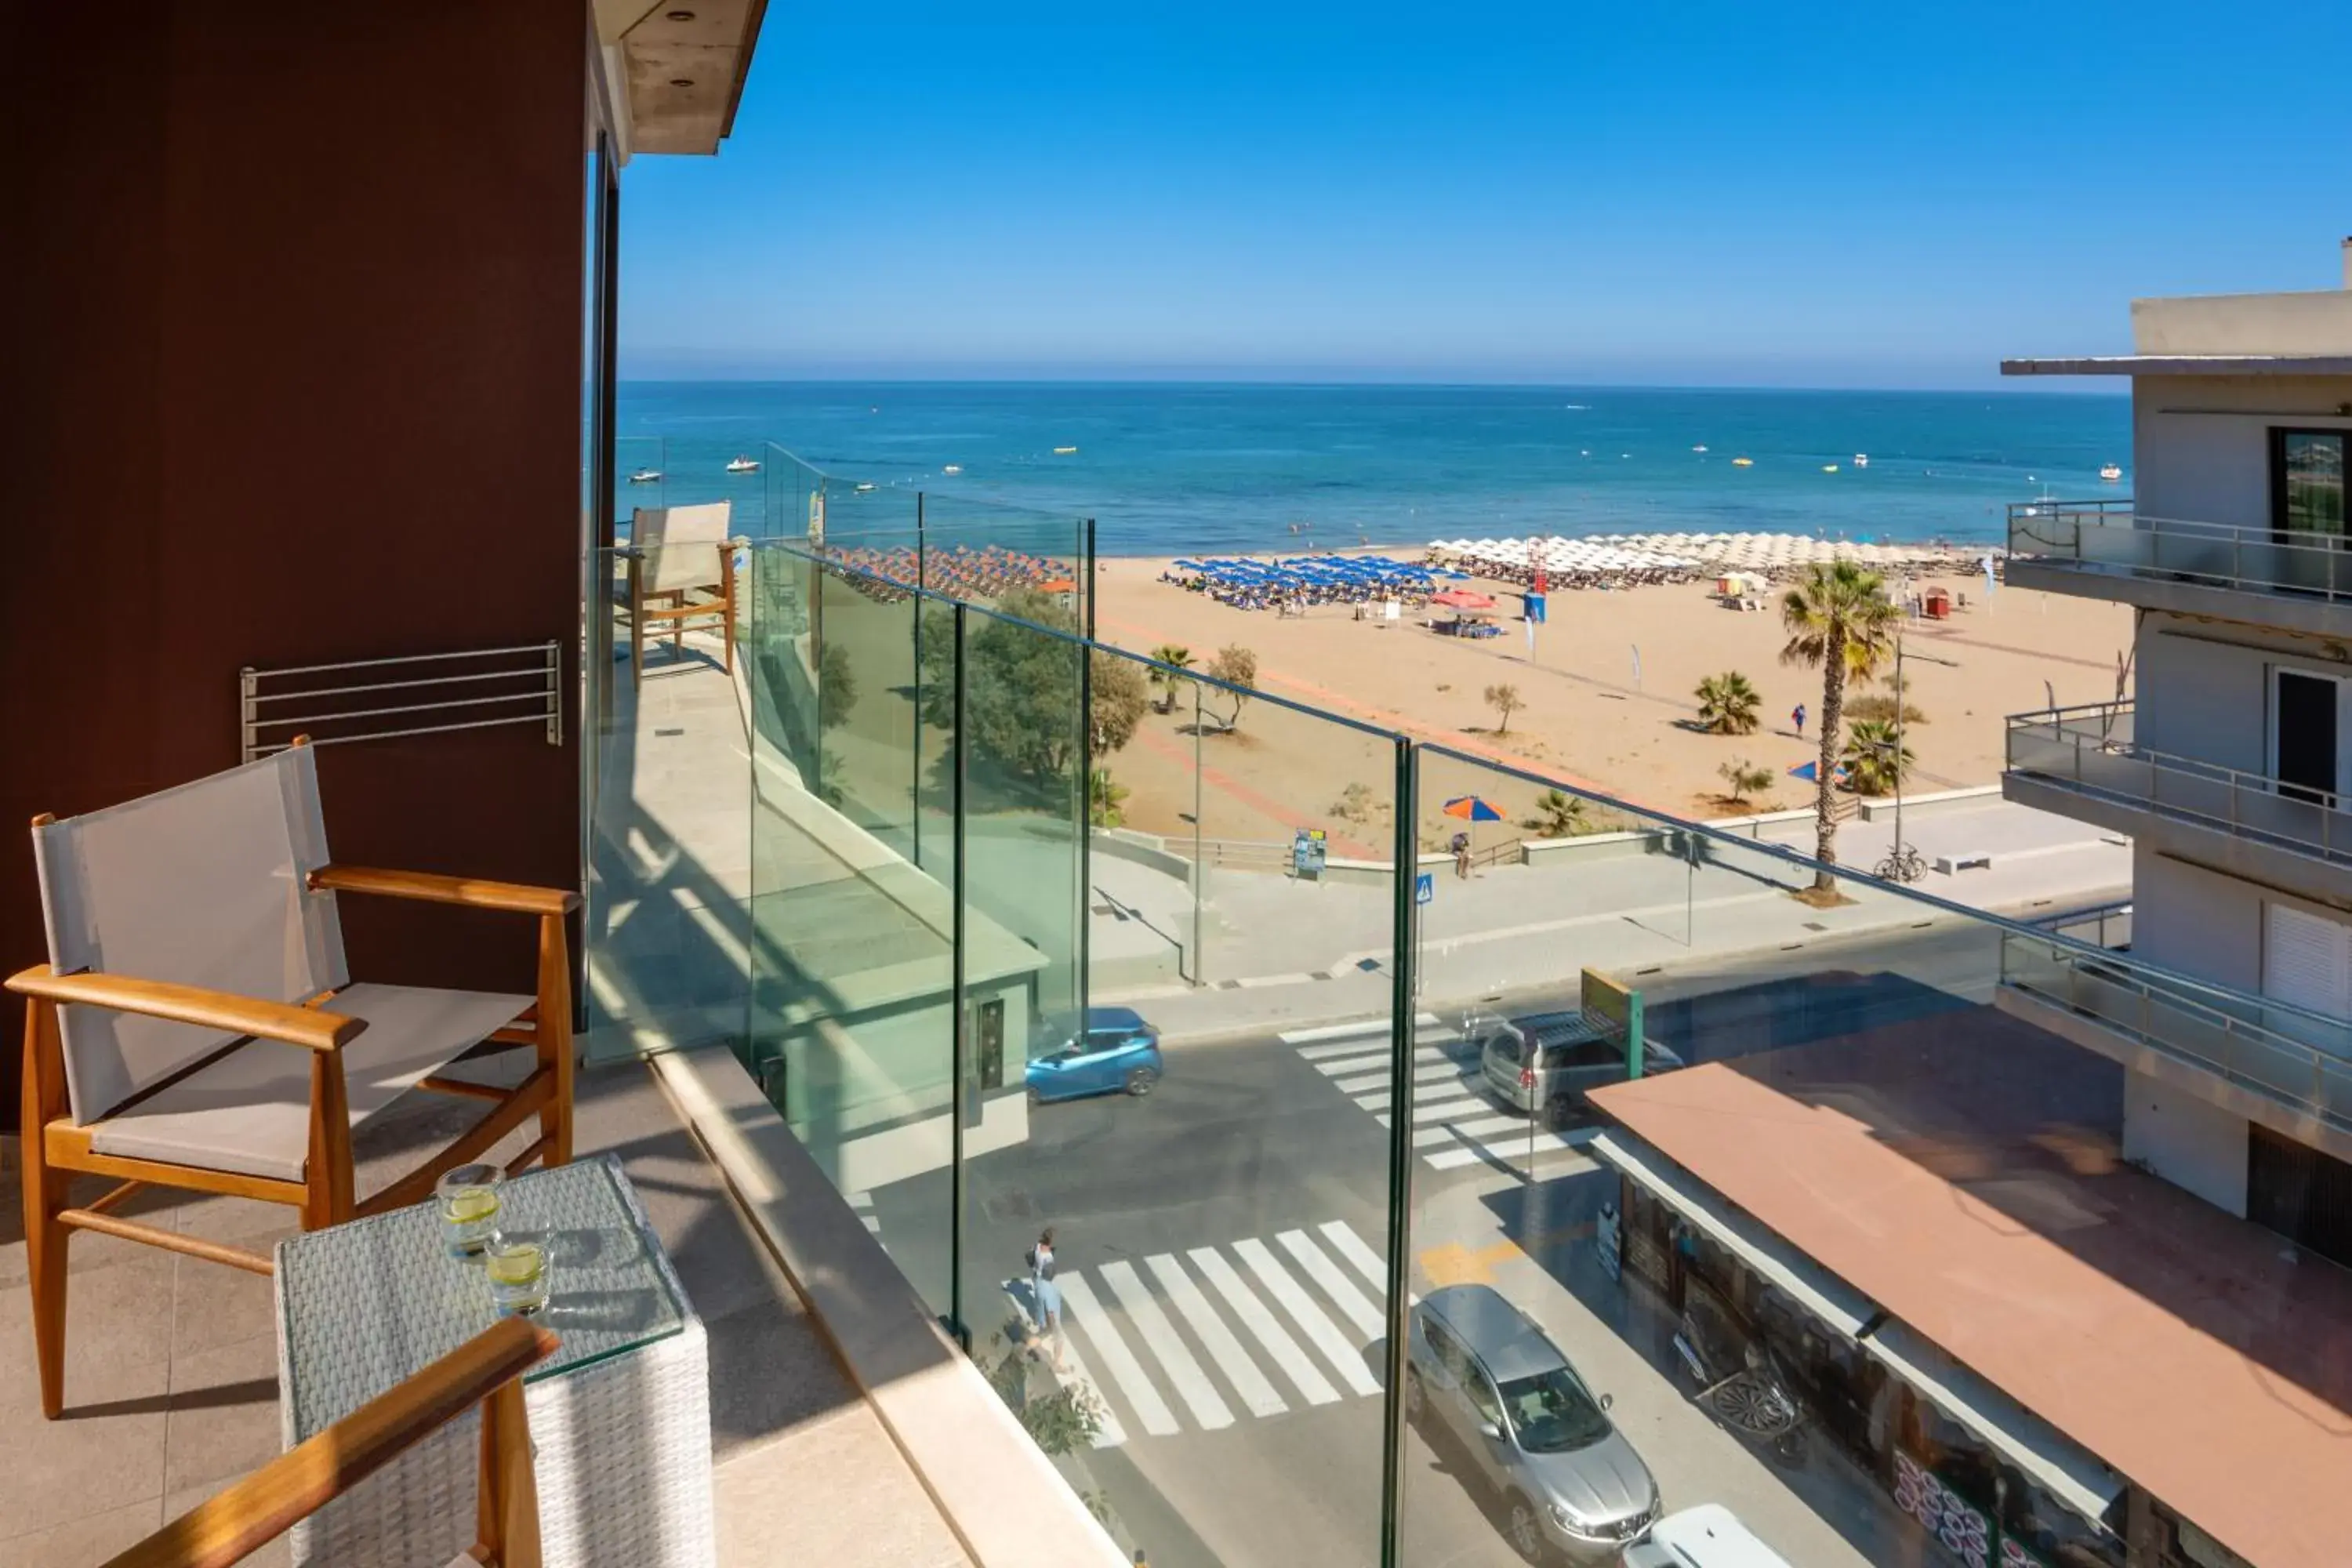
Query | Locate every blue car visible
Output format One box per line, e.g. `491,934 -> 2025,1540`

1025,1007 -> 1163,1105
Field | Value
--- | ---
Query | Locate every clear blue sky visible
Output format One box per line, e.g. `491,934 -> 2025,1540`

619,0 -> 2352,388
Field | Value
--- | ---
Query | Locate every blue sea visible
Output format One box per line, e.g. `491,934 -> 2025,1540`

614,382 -> 2129,557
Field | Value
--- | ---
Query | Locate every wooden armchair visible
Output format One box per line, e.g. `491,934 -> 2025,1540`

623,502 -> 742,683
103,1316 -> 559,1568
9,739 -> 579,1419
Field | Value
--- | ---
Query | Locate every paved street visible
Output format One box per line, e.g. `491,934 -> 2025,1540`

865,922 -> 1998,1567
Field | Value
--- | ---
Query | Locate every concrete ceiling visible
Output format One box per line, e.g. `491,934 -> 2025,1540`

600,0 -> 767,156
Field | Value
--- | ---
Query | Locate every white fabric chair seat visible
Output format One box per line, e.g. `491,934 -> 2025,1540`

87,982 -> 533,1182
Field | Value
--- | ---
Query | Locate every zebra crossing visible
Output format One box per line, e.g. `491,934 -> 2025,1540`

1280,1020 -> 1603,1174
1001,1219 -> 1391,1446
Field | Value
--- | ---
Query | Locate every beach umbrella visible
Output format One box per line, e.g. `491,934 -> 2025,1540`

1431,587 -> 1497,610
1441,793 -> 1506,869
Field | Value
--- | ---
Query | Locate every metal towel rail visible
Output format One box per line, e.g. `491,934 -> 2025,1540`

240,643 -> 562,761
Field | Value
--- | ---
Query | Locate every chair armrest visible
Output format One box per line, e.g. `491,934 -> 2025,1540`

5,967 -> 363,1053
102,1316 -> 560,1568
310,864 -> 581,916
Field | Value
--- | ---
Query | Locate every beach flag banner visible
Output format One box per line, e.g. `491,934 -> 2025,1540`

1631,644 -> 1643,688
1981,554 -> 1997,596
809,491 -> 826,545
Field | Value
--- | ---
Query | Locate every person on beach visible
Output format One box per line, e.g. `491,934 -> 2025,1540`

1452,832 -> 1472,880
1027,1228 -> 1065,1371
1792,702 -> 1807,739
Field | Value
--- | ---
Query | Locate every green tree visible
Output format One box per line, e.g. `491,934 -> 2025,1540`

1484,682 -> 1524,735
1090,650 -> 1149,757
984,1328 -> 1107,1456
1780,561 -> 1900,890
1148,644 -> 1195,713
911,589 -> 1087,787
1841,719 -> 1915,797
1525,788 -> 1589,837
1205,644 -> 1258,732
1718,758 -> 1774,808
1693,671 -> 1761,735
816,641 -> 858,731
1088,768 -> 1131,828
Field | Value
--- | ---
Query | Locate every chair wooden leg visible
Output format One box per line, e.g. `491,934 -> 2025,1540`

720,546 -> 737,676
22,997 -> 71,1419
476,1374 -> 543,1568
535,914 -> 575,1167
303,1052 -> 356,1231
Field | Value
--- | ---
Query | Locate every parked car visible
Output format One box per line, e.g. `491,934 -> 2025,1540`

1477,1014 -> 1682,1129
1404,1283 -> 1659,1563
1025,1007 -> 1163,1105
1622,1504 -> 1792,1568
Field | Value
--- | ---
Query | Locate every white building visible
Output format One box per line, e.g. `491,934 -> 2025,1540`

2000,243 -> 2352,1260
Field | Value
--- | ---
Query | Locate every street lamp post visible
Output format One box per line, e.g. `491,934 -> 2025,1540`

1886,633 -> 1958,877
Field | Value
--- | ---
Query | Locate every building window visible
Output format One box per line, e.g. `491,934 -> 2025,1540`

2271,428 -> 2347,539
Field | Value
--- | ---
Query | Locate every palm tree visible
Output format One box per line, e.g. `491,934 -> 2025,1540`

1526,788 -> 1588,838
1693,671 -> 1762,735
1148,644 -> 1194,713
1780,561 -> 1900,889
1841,720 -> 1914,797
1087,768 -> 1131,828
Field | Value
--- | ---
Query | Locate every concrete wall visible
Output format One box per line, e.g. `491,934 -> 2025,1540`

2132,376 -> 2352,528
2133,291 -> 2352,356
2134,614 -> 2308,775
2121,1065 -> 2250,1217
2,8 -> 589,1095
2132,851 -> 2267,993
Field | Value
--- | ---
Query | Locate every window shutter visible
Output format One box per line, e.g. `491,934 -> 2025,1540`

2263,902 -> 2352,1018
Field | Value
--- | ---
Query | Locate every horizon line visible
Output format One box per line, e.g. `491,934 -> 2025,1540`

612,373 -> 2124,397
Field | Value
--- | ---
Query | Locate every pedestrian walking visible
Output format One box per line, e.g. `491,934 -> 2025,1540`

1451,831 -> 1472,880
1792,702 -> 1807,739
1026,1228 -> 1065,1372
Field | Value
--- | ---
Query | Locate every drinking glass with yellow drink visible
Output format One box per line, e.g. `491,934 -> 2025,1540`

485,1237 -> 550,1316
435,1164 -> 503,1257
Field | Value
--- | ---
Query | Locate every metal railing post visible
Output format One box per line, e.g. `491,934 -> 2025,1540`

238,667 -> 260,764
948,601 -> 969,1348
1378,735 -> 1418,1568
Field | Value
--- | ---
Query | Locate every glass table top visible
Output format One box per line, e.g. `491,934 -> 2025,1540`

278,1152 -> 686,1440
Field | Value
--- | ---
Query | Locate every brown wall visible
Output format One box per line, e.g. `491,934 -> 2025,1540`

2,5 -> 589,1095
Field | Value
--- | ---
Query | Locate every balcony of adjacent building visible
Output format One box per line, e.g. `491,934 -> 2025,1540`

2003,500 -> 2352,639
2003,698 -> 2352,909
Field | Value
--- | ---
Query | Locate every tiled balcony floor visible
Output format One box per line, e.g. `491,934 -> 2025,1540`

0,1054 -> 970,1567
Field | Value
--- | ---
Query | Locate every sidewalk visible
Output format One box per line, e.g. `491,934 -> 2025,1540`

1094,797 -> 2128,1040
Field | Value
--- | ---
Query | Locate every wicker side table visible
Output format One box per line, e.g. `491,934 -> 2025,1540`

275,1152 -> 716,1567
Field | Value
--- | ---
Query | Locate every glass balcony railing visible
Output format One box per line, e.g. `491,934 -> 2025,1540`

2007,499 -> 2352,601
2007,699 -> 2352,867
579,442 -> 2350,1568
1998,927 -> 2352,1137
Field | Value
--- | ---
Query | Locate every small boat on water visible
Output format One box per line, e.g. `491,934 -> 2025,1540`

2100,463 -> 2123,482
725,456 -> 760,474
1731,456 -> 1754,467
1054,445 -> 1079,456
942,463 -> 963,475
1853,453 -> 1870,468
854,481 -> 876,492
1821,463 -> 1840,474
628,468 -> 662,484
1692,444 -> 1708,453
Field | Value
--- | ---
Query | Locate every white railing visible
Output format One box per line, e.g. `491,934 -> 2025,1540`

2005,700 -> 2352,867
240,644 -> 563,762
2007,502 -> 2352,601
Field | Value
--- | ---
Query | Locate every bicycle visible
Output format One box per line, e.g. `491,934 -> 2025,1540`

1875,843 -> 1927,883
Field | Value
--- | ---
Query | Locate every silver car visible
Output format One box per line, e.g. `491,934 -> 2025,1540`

1477,1014 -> 1679,1129
1406,1283 -> 1660,1563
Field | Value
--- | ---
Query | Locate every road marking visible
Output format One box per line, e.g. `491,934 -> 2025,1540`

1412,1124 -> 1462,1148
1445,1114 -> 1537,1142
1426,1145 -> 1599,1174
1333,1062 -> 1467,1094
1058,1272 -> 1181,1437
1298,1042 -> 1389,1066
1233,1238 -> 1381,1396
1145,1254 -> 1289,1420
1279,1013 -> 1439,1047
1308,1047 -> 1388,1073
1318,1221 -> 1389,1292
847,1190 -> 882,1236
1189,1246 -> 1342,1406
1411,1093 -> 1499,1124
1278,1229 -> 1386,1341
1000,1278 -> 1127,1446
1099,1261 -> 1235,1431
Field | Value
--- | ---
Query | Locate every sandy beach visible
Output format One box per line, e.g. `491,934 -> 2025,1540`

1085,554 -> 2133,848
